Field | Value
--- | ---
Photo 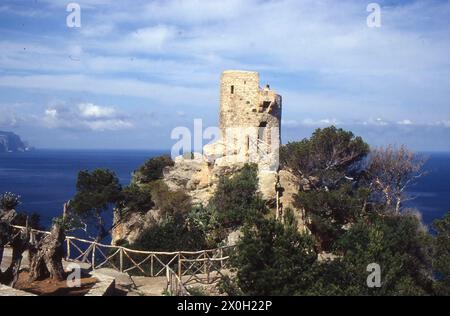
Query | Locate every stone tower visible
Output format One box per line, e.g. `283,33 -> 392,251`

204,70 -> 282,198
214,70 -> 282,170
220,70 -> 282,133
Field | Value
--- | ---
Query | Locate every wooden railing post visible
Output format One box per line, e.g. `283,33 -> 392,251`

119,248 -> 124,272
205,251 -> 210,284
203,251 -> 207,275
150,254 -> 154,277
91,243 -> 96,270
30,230 -> 36,244
177,252 -> 182,280
166,266 -> 170,288
66,239 -> 71,260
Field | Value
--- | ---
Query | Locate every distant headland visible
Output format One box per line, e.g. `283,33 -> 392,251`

0,131 -> 32,153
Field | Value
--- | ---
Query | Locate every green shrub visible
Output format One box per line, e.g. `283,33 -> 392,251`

432,212 -> 450,295
70,169 -> 122,240
229,210 -> 317,296
131,214 -> 207,252
120,183 -> 154,215
0,192 -> 21,211
133,155 -> 174,184
187,286 -> 209,296
280,126 -> 369,184
315,213 -> 435,296
186,205 -> 223,248
209,164 -> 267,229
149,181 -> 191,218
295,184 -> 370,251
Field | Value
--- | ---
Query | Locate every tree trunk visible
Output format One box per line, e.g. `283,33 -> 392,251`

2,229 -> 29,287
0,210 -> 30,287
81,211 -> 106,264
0,222 -> 9,267
28,223 -> 66,282
395,195 -> 402,214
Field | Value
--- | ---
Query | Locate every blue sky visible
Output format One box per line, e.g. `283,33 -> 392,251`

0,0 -> 449,151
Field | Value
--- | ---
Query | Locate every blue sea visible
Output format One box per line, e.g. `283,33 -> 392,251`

0,150 -> 449,231
0,149 -> 167,229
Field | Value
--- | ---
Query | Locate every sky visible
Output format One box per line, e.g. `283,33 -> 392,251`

0,0 -> 449,151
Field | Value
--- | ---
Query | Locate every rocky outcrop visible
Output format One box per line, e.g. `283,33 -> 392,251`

162,154 -> 264,206
0,131 -> 30,153
111,155 -> 279,245
278,169 -> 307,232
112,70 -> 310,245
163,155 -> 215,206
112,209 -> 160,245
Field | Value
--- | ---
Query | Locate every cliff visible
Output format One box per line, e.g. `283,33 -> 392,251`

0,131 -> 30,153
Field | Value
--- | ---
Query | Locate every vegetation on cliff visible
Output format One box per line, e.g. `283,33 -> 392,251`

218,126 -> 448,296
223,208 -> 446,296
130,163 -> 265,251
104,126 -> 448,296
132,155 -> 174,184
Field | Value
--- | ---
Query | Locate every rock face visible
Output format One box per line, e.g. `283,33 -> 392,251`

0,131 -> 29,153
163,154 -> 215,205
113,209 -> 160,245
278,169 -> 307,231
163,154 -> 253,206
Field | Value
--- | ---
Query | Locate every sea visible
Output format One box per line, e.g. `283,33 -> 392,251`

0,149 -> 167,230
0,150 -> 449,231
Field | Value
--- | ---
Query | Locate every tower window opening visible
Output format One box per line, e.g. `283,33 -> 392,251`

262,101 -> 271,110
246,136 -> 250,157
230,85 -> 234,94
258,122 -> 267,140
258,122 -> 267,153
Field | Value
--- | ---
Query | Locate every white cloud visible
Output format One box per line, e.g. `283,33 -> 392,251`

78,103 -> 116,118
0,74 -> 214,107
359,118 -> 390,126
80,23 -> 115,37
433,120 -> 450,128
43,103 -> 133,131
397,119 -> 414,125
281,119 -> 300,128
116,25 -> 178,53
302,118 -> 341,126
44,108 -> 57,119
282,118 -> 340,128
0,110 -> 19,128
84,119 -> 133,131
0,103 -> 36,128
143,0 -> 248,25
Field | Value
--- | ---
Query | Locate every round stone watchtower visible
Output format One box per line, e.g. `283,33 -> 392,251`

220,70 -> 281,143
215,70 -> 282,171
203,70 -> 282,199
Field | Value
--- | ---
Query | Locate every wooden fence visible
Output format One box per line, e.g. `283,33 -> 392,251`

10,225 -> 233,295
